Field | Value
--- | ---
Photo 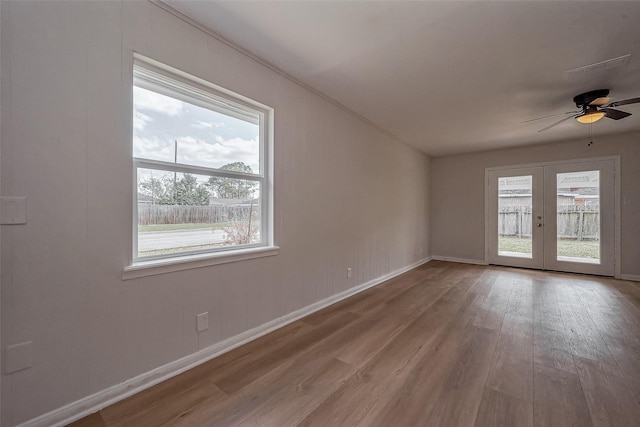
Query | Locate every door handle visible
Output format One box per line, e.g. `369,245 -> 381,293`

536,223 -> 543,227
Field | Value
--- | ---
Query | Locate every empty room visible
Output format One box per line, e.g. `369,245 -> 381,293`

2,1 -> 640,426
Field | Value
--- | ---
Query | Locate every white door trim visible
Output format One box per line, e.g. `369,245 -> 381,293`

485,156 -> 620,277
485,155 -> 621,172
543,160 -> 615,276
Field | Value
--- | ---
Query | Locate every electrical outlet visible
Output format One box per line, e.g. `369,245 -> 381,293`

196,312 -> 209,333
0,197 -> 27,225
347,267 -> 352,279
4,341 -> 33,374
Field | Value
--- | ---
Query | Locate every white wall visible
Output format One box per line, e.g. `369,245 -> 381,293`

0,2 -> 430,425
0,1 -> 4,419
430,132 -> 640,277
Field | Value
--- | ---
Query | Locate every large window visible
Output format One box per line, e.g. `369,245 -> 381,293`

132,55 -> 273,264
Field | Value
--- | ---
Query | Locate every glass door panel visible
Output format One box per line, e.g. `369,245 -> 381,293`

487,167 -> 544,270
498,175 -> 533,258
556,170 -> 600,264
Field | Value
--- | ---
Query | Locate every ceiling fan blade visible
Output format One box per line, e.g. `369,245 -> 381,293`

602,108 -> 631,120
589,97 -> 611,106
606,97 -> 640,108
538,114 -> 577,132
521,111 -> 579,124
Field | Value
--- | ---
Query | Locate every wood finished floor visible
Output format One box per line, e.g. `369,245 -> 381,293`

70,261 -> 640,427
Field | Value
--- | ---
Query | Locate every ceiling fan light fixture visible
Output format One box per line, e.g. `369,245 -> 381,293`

529,89 -> 639,132
576,108 -> 605,124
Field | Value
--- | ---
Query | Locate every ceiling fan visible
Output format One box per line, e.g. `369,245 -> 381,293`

523,89 -> 640,132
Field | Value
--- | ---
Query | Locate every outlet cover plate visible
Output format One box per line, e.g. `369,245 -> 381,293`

5,341 -> 33,374
196,312 -> 209,333
0,197 -> 27,225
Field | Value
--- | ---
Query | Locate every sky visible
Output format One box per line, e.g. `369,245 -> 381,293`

133,86 -> 260,174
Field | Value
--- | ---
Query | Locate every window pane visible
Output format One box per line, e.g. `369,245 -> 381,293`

137,168 -> 261,258
556,171 -> 600,264
498,175 -> 533,258
133,86 -> 260,174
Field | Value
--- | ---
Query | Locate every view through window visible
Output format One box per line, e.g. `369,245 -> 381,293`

133,58 -> 271,261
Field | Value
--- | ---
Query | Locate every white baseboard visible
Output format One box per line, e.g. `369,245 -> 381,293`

18,257 -> 432,427
619,274 -> 640,282
430,255 -> 487,265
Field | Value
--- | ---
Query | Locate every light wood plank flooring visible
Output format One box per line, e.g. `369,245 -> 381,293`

69,261 -> 640,426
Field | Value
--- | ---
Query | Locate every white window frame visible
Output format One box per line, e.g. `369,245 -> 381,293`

124,54 -> 277,279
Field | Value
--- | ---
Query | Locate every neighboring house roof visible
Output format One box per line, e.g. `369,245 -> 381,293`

572,187 -> 600,196
210,198 -> 260,207
138,193 -> 154,203
499,189 -> 531,195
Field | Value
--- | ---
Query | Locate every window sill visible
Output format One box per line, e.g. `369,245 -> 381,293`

122,246 -> 280,280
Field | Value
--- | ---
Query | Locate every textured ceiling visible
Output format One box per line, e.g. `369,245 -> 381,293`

164,1 -> 640,156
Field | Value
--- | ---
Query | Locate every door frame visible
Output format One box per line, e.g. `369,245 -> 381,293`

484,155 -> 621,277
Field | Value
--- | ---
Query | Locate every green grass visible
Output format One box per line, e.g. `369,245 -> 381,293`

498,236 -> 532,254
138,243 -> 226,258
138,221 -> 261,233
499,236 -> 599,259
138,223 -> 230,232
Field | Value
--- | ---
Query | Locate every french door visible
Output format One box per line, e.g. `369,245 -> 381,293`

487,159 -> 616,276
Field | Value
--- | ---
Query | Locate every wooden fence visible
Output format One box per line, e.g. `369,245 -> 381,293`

138,204 -> 259,225
498,205 -> 599,241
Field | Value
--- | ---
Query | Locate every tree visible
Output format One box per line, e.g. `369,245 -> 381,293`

206,162 -> 258,199
139,175 -> 174,205
174,174 -> 210,205
139,173 -> 210,205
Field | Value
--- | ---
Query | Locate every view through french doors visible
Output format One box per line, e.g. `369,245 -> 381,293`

487,158 -> 616,276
